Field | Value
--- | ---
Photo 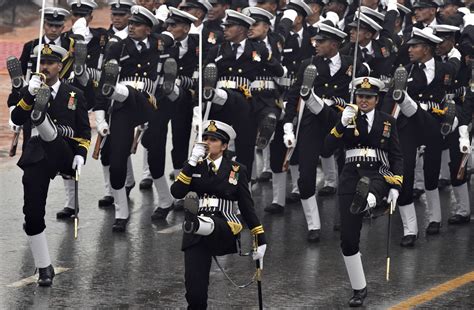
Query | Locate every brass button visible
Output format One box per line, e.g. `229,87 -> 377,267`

293,61 -> 296,64
334,85 -> 338,89
229,67 -> 232,71
137,64 -> 141,68
369,164 -> 373,167
87,55 -> 90,59
179,66 -> 183,70
418,94 -> 422,97
429,95 -> 433,98
325,83 -> 329,87
358,144 -> 361,146
147,62 -> 150,65
135,73 -> 139,76
143,72 -> 147,76
238,69 -> 242,73
356,163 -> 361,168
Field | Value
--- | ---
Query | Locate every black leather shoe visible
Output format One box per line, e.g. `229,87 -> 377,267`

151,205 -> 174,221
98,195 -> 114,207
426,222 -> 441,235
318,186 -> 336,197
448,214 -> 471,225
440,96 -> 456,136
162,58 -> 177,95
31,87 -> 51,124
412,188 -> 425,200
350,177 -> 370,215
56,207 -> 75,220
257,171 -> 272,183
6,56 -> 24,89
392,66 -> 408,102
300,64 -> 318,99
400,234 -> 417,247
438,179 -> 451,190
139,178 -> 153,190
101,59 -> 119,97
286,192 -> 300,204
183,192 -> 199,233
125,182 -> 135,197
73,41 -> 87,76
203,63 -> 218,100
256,113 -> 277,150
38,264 -> 55,287
264,203 -> 284,214
112,218 -> 128,232
349,287 -> 367,307
307,229 -> 320,243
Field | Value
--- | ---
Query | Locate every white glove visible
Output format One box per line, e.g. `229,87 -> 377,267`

28,75 -> 42,96
192,106 -> 200,134
9,106 -> 21,132
72,17 -> 88,37
447,47 -> 461,61
282,9 -> 297,22
252,244 -> 267,270
72,155 -> 85,175
189,143 -> 208,166
155,4 -> 170,22
283,122 -> 296,148
341,105 -> 357,127
387,188 -> 399,205
94,110 -> 109,137
386,0 -> 398,12
459,125 -> 471,154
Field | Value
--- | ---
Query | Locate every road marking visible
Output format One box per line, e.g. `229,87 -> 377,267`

6,267 -> 71,288
390,271 -> 474,309
156,224 -> 182,234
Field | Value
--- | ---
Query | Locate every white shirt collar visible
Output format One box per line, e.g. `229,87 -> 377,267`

190,23 -> 203,34
328,52 -> 342,76
361,40 -> 374,55
50,79 -> 61,99
234,38 -> 246,59
133,37 -> 149,50
112,26 -> 128,34
263,36 -> 272,53
45,36 -> 61,46
177,35 -> 189,58
422,57 -> 435,84
207,156 -> 223,171
361,109 -> 375,133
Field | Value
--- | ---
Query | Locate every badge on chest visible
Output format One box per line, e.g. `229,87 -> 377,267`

229,164 -> 240,185
68,91 -> 77,110
383,121 -> 391,138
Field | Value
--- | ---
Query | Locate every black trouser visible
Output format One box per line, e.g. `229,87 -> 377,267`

296,107 -> 337,199
338,164 -> 390,256
21,137 -> 75,236
109,88 -> 152,189
142,90 -> 193,179
209,90 -> 257,176
184,217 -> 236,309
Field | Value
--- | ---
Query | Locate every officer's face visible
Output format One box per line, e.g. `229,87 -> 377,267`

414,7 -> 436,23
249,22 -> 269,40
440,4 -> 459,18
39,59 -> 63,84
111,12 -> 131,30
349,27 -> 373,44
256,2 -> 277,14
137,0 -> 158,11
315,39 -> 337,57
224,24 -> 245,42
436,38 -> 455,56
208,3 -> 228,21
202,136 -> 227,157
167,22 -> 190,41
44,22 -> 64,41
408,43 -> 430,62
356,94 -> 378,113
128,21 -> 151,41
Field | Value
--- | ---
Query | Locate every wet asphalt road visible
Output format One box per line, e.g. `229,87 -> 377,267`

1,133 -> 474,309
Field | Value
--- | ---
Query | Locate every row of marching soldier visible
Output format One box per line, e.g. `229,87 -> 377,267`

5,0 -> 474,308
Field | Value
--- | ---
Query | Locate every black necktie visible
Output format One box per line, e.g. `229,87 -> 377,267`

176,41 -> 181,48
49,41 -> 56,45
419,63 -> 426,70
232,43 -> 240,58
320,58 -> 331,77
359,114 -> 369,134
361,47 -> 368,61
138,41 -> 147,52
208,162 -> 217,175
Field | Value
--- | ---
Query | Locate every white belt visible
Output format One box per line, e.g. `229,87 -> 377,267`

346,148 -> 377,159
121,80 -> 145,91
250,80 -> 276,90
199,198 -> 220,208
275,77 -> 294,87
31,127 -> 39,137
420,103 -> 429,111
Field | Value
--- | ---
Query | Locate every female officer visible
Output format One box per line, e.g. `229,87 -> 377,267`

170,120 -> 267,309
324,77 -> 403,307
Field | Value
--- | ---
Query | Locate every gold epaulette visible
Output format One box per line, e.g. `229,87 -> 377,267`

251,225 -> 264,235
384,175 -> 403,186
330,127 -> 343,138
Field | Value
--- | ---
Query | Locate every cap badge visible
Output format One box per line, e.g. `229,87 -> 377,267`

207,121 -> 218,132
361,78 -> 371,89
42,45 -> 53,55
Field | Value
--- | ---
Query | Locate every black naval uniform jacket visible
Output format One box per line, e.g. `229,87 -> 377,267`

11,83 -> 91,172
325,110 -> 404,194
280,27 -> 315,82
66,27 -> 108,72
202,19 -> 225,58
284,54 -> 368,125
171,158 -> 266,255
173,34 -> 199,80
205,39 -> 284,87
